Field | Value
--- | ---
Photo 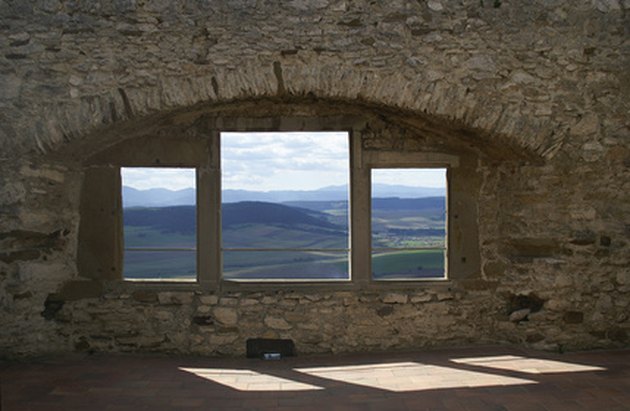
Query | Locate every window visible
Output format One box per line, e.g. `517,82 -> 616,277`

78,115 -> 478,287
121,167 -> 197,281
221,132 -> 350,281
371,168 -> 447,280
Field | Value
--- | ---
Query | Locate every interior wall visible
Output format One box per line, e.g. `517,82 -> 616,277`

1,0 -> 628,356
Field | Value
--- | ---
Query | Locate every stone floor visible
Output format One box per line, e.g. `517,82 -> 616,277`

1,346 -> 629,411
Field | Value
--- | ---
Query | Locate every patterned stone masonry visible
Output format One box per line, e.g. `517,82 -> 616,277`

0,1 -> 629,357
52,288 -> 497,356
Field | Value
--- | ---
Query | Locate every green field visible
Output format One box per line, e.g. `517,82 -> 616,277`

223,250 -> 348,279
123,198 -> 446,281
124,226 -> 196,248
372,249 -> 445,279
123,250 -> 196,280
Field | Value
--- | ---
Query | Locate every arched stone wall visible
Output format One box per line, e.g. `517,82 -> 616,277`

1,0 -> 628,356
2,0 -> 627,160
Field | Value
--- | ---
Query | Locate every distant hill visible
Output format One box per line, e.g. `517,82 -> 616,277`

123,201 -> 340,235
371,196 -> 444,211
123,205 -> 196,234
122,184 -> 445,207
222,202 -> 338,229
284,196 -> 445,212
123,186 -> 195,207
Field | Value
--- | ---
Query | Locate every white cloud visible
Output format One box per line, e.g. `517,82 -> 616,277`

372,168 -> 446,188
121,134 -> 446,191
221,131 -> 349,191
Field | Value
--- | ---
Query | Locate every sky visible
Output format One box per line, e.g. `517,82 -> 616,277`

121,132 -> 446,191
121,167 -> 196,191
221,131 -> 349,191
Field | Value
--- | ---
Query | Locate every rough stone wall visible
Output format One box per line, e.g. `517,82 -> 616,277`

53,288 -> 499,356
1,1 -> 629,356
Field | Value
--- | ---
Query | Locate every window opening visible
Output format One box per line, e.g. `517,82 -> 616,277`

371,168 -> 447,280
121,167 -> 197,281
220,132 -> 350,281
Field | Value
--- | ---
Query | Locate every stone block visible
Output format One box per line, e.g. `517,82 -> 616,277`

509,308 -> 531,322
197,305 -> 211,313
158,292 -> 193,305
616,271 -> 630,285
382,293 -> 408,304
219,297 -> 238,306
154,310 -> 173,321
264,316 -> 292,330
132,290 -> 157,303
199,295 -> 218,305
213,307 -> 238,326
411,294 -> 432,303
437,292 -> 454,301
209,334 -> 238,345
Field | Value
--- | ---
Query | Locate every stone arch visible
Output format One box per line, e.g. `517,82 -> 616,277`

22,61 -> 562,161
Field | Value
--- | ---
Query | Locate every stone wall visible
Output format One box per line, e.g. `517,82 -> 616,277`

1,0 -> 629,357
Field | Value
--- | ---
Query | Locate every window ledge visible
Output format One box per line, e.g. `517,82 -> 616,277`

108,278 -> 454,294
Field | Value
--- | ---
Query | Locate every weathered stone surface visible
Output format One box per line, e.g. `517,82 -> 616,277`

437,293 -> 454,302
199,295 -> 218,305
264,316 -> 292,330
616,272 -> 630,285
382,293 -> 408,304
58,280 -> 102,301
213,307 -> 238,326
158,292 -> 194,305
197,305 -> 211,314
192,315 -> 214,326
563,311 -> 584,324
132,291 -> 157,303
410,294 -> 432,303
0,1 -> 628,358
509,308 -> 531,323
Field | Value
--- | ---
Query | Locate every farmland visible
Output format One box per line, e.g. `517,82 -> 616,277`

123,197 -> 446,281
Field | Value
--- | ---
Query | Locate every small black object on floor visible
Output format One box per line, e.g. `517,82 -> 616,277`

246,338 -> 295,359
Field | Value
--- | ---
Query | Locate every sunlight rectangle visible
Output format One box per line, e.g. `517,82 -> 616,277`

179,368 -> 323,391
451,355 -> 606,374
295,362 -> 535,392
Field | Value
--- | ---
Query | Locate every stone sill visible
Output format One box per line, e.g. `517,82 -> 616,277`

112,278 -> 454,294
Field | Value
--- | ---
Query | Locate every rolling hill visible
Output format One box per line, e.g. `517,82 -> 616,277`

122,199 -> 446,280
122,184 -> 446,207
123,201 -> 341,235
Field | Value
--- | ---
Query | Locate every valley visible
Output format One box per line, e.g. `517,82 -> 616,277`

123,193 -> 446,281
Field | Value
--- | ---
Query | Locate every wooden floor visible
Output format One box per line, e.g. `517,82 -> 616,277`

1,346 -> 629,410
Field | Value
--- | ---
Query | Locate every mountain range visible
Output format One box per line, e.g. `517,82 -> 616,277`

122,184 -> 445,207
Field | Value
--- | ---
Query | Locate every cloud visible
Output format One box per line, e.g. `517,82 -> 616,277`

221,132 -> 349,191
372,168 -> 446,188
121,133 -> 446,191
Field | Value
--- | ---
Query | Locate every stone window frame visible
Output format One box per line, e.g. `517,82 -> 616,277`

79,115 -> 479,292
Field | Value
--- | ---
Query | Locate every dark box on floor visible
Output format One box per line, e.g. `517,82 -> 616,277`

246,338 -> 295,358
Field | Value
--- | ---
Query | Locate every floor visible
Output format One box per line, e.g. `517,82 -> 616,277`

1,346 -> 629,411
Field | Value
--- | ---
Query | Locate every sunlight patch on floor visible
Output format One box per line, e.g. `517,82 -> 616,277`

295,361 -> 536,392
179,368 -> 323,391
451,355 -> 606,374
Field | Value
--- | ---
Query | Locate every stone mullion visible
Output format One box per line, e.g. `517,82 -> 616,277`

197,132 -> 220,289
